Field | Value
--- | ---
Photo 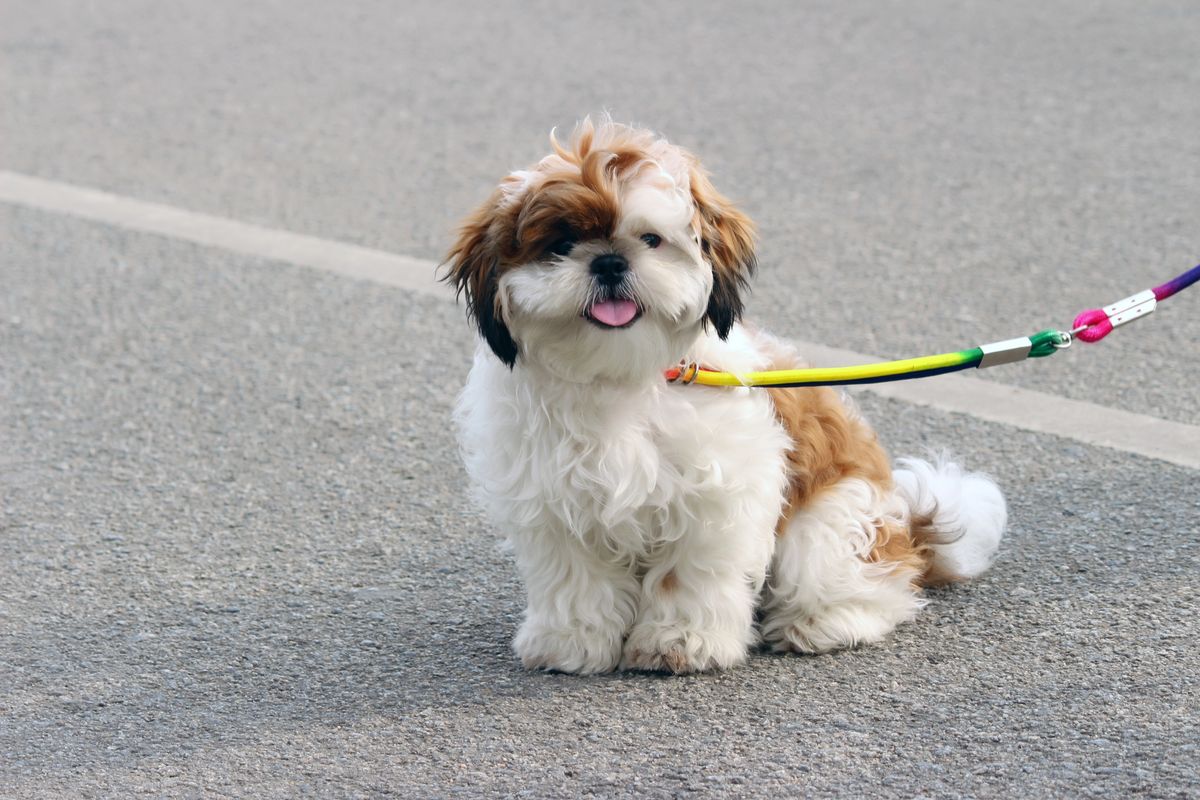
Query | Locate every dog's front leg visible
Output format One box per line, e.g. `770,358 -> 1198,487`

621,512 -> 775,674
510,527 -> 639,674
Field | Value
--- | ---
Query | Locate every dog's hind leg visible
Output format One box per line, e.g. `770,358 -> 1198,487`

761,449 -> 1007,654
759,476 -> 927,653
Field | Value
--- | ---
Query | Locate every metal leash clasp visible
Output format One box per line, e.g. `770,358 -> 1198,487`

1072,289 -> 1158,343
1104,289 -> 1158,329
667,359 -> 702,385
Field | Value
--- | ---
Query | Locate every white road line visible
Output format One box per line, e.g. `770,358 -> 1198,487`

792,342 -> 1200,469
3,168 -> 1198,470
0,170 -> 443,296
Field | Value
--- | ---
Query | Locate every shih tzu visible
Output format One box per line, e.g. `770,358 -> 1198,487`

444,118 -> 1005,674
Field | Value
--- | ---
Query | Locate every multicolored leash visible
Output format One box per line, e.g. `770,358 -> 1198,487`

665,264 -> 1200,389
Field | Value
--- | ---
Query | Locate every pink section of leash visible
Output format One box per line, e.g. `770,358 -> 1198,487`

1069,264 -> 1200,344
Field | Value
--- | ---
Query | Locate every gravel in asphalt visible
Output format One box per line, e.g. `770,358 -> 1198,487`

3,206 -> 1197,797
2,0 -> 1198,424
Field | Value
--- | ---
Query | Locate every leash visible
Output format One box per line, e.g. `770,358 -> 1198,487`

665,264 -> 1200,389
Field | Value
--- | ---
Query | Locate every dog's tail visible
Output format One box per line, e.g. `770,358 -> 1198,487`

893,454 -> 1006,585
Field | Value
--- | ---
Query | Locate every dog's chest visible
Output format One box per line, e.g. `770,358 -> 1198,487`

518,393 -> 693,533
469,380 -> 786,556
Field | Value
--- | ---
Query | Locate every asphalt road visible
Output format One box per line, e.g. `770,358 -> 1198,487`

2,1 -> 1199,797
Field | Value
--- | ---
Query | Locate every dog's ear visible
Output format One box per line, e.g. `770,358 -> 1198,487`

689,164 -> 757,340
442,191 -> 519,367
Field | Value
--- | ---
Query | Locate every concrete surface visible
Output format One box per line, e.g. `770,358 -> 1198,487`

2,0 -> 1197,423
2,1 -> 1199,797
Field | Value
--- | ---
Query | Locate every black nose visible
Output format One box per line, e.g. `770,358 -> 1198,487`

589,253 -> 628,286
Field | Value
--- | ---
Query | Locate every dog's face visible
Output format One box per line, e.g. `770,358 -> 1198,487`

445,120 -> 756,383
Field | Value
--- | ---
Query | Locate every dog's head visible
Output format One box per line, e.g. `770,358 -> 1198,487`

444,118 -> 756,382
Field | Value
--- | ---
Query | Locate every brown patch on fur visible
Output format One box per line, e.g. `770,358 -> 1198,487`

910,509 -> 966,586
688,163 -> 756,339
659,570 -> 679,594
766,383 -> 892,514
870,516 -> 934,585
662,649 -> 691,675
689,165 -> 756,277
445,143 -> 631,290
508,153 -> 622,264
443,187 -> 522,365
766,362 -> 936,587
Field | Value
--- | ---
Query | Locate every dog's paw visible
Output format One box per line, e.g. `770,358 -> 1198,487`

620,624 -> 748,674
762,604 -> 902,655
513,620 -> 623,675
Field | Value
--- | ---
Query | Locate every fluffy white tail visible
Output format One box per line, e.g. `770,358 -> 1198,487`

893,455 -> 1007,582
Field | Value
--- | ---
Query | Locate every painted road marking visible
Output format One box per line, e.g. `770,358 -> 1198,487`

3,169 -> 1197,469
0,170 -> 441,296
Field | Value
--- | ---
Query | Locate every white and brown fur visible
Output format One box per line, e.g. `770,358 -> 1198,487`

445,119 -> 1005,674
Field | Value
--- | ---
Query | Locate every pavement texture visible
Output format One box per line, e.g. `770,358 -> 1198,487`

2,1 -> 1199,797
2,0 -> 1198,424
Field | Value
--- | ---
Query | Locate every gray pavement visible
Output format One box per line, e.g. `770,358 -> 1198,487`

2,1 -> 1199,797
2,0 -> 1197,423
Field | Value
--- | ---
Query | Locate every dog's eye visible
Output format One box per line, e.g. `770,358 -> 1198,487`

640,233 -> 662,249
549,237 -> 576,257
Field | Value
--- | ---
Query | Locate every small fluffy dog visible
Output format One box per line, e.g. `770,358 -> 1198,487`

445,119 -> 1005,674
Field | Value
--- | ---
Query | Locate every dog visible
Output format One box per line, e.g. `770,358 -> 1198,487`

444,118 -> 1005,674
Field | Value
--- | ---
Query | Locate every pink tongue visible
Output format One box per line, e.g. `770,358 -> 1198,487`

588,298 -> 638,327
